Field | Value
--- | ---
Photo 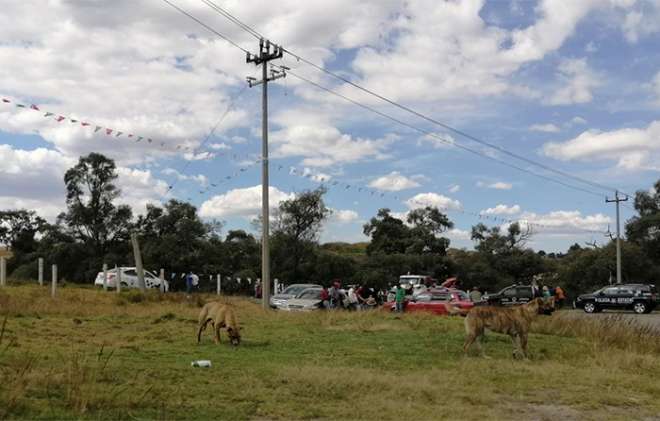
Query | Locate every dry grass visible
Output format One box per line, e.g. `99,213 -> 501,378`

0,284 -> 659,420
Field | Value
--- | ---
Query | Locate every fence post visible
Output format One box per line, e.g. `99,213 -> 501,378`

160,268 -> 165,293
103,263 -> 108,291
130,233 -> 146,293
51,264 -> 57,298
116,265 -> 121,293
0,256 -> 6,287
217,274 -> 221,295
38,258 -> 44,286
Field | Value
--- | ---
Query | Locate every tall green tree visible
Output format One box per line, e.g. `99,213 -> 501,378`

363,208 -> 411,255
61,153 -> 132,255
406,206 -> 453,255
626,179 -> 660,259
271,187 -> 331,282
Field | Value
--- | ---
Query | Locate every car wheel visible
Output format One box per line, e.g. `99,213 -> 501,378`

583,302 -> 597,313
633,302 -> 647,314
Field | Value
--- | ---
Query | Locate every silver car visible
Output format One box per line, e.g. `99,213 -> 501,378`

285,288 -> 323,311
270,283 -> 322,309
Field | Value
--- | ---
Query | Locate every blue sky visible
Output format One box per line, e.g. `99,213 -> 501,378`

1,0 -> 659,252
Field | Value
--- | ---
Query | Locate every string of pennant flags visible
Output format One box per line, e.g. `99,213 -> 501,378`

2,96 -> 606,236
276,163 -> 607,235
0,95 -> 244,159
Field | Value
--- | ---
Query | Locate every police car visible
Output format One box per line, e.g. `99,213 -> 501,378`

574,284 -> 657,314
483,284 -> 536,306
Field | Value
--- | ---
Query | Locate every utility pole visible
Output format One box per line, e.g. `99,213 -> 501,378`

246,39 -> 285,310
606,190 -> 628,284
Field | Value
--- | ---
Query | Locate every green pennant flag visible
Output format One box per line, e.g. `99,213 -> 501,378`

44,112 -> 54,117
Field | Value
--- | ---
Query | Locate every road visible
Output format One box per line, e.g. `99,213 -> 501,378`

562,309 -> 660,334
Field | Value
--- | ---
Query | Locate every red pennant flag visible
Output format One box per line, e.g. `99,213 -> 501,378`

128,134 -> 133,138
81,122 -> 90,127
30,104 -> 40,111
56,116 -> 66,122
106,129 -> 113,135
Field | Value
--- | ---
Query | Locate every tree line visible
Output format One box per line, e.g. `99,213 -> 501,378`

1,152 -> 659,297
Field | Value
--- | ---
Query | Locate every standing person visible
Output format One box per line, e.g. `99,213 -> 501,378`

387,286 -> 396,303
554,285 -> 566,308
469,286 -> 482,303
542,285 -> 551,299
347,285 -> 359,311
395,284 -> 406,313
320,285 -> 330,309
186,271 -> 194,295
356,285 -> 367,309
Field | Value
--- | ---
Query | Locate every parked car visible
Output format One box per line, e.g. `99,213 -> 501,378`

270,283 -> 322,309
483,284 -> 536,306
574,283 -> 657,314
94,267 -> 164,290
283,287 -> 324,311
383,288 -> 474,315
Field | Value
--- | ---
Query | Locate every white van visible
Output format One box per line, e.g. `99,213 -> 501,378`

94,267 -> 165,290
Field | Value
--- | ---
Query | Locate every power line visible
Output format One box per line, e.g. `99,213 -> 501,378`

160,0 -> 251,54
166,84 -> 250,192
279,66 -> 606,200
195,1 -> 636,198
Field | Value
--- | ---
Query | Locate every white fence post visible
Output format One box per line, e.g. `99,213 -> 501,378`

217,274 -> 221,295
51,264 -> 57,298
0,256 -> 6,287
38,258 -> 44,286
116,265 -> 121,293
160,268 -> 165,293
102,263 -> 108,291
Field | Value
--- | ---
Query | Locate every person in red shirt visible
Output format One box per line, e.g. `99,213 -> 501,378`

320,286 -> 330,309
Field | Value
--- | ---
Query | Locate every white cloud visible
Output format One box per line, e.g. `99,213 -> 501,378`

272,110 -> 393,167
516,210 -> 611,235
298,167 -> 332,183
480,204 -> 521,215
330,209 -> 359,224
446,228 -> 471,242
570,116 -> 588,125
621,1 -> 660,43
209,143 -> 231,150
114,167 -> 169,214
369,171 -> 421,191
162,168 -> 208,187
405,192 -> 462,211
529,123 -> 560,133
449,184 -> 461,193
199,185 -> 294,219
477,181 -> 513,190
542,120 -> 660,171
547,58 -> 600,105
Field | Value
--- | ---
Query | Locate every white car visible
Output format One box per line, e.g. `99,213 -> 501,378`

270,283 -> 322,309
284,288 -> 324,311
94,267 -> 165,290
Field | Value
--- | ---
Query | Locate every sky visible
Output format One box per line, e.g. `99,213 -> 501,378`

1,0 -> 659,252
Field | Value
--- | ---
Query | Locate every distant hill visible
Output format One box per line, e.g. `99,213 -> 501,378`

320,242 -> 369,257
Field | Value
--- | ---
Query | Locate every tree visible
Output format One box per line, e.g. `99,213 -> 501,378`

271,187 -> 331,282
363,209 -> 411,255
626,179 -> 660,259
406,206 -> 453,255
61,153 -> 132,255
471,222 -> 532,254
0,209 -> 46,254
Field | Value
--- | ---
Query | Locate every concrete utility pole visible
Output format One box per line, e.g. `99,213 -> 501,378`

131,233 -> 147,293
246,38 -> 285,310
606,190 -> 628,284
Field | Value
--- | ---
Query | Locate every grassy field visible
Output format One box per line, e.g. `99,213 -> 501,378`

0,285 -> 659,420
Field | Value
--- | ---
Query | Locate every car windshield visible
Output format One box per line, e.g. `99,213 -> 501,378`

297,289 -> 321,299
282,285 -> 310,295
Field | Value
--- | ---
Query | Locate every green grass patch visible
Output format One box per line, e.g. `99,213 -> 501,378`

0,285 -> 659,420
